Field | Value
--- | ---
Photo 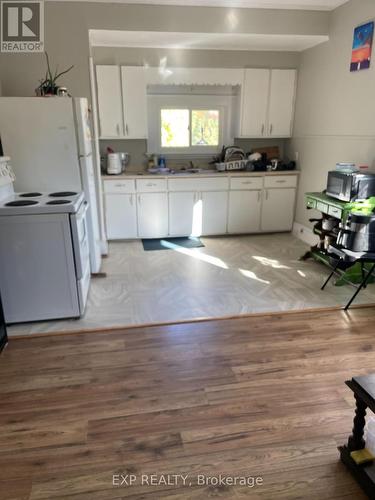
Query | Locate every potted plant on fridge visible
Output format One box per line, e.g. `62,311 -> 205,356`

36,52 -> 74,97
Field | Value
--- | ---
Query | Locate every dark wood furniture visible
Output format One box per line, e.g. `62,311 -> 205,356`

340,374 -> 375,498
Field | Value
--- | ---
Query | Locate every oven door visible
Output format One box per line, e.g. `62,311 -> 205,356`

70,201 -> 90,279
0,292 -> 8,352
326,172 -> 352,202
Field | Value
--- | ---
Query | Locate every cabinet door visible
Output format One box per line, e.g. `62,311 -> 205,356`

121,67 -> 148,139
201,191 -> 228,236
138,193 -> 168,238
96,66 -> 123,138
169,192 -> 199,237
261,188 -> 296,232
268,69 -> 296,137
228,190 -> 261,234
240,69 -> 270,137
105,193 -> 137,240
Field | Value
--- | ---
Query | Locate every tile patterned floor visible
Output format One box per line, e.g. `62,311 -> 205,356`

8,234 -> 375,336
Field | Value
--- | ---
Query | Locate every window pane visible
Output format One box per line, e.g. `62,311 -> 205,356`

161,109 -> 189,148
191,110 -> 219,147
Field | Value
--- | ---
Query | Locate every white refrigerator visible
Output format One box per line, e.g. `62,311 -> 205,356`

0,97 -> 102,273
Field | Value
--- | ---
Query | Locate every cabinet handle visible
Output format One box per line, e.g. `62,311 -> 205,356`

138,195 -> 141,205
258,191 -> 261,202
126,123 -> 129,136
265,189 -> 269,200
116,123 -> 120,136
269,124 -> 273,135
275,180 -> 286,184
261,124 -> 264,136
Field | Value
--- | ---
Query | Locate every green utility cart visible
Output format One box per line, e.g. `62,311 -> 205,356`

303,192 -> 375,286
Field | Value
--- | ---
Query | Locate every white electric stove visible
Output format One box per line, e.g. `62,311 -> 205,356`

0,190 -> 84,215
0,158 -> 91,323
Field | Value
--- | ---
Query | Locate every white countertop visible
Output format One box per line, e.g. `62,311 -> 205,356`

102,170 -> 299,180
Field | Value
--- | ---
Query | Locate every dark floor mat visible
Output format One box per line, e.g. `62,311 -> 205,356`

142,237 -> 204,251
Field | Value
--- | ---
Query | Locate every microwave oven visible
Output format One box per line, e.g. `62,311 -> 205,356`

326,171 -> 375,202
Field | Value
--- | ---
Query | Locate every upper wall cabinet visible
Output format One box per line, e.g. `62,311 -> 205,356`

240,69 -> 270,138
121,67 -> 148,139
239,69 -> 297,138
96,65 -> 124,138
268,70 -> 297,138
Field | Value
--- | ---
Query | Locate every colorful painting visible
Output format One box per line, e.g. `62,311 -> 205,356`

350,21 -> 374,72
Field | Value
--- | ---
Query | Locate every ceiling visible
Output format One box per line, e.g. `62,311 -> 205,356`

55,0 -> 350,10
89,29 -> 329,51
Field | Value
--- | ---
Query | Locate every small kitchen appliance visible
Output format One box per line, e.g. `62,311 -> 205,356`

106,152 -> 129,175
326,171 -> 375,202
338,212 -> 375,253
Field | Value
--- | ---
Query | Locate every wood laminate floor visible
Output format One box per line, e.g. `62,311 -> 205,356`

1,308 -> 374,499
8,234 -> 375,336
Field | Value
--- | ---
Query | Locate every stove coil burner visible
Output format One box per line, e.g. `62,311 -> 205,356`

20,192 -> 43,197
46,200 -> 71,205
49,191 -> 77,197
5,200 -> 39,207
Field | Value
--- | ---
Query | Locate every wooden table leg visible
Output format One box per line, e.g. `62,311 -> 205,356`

347,394 -> 367,452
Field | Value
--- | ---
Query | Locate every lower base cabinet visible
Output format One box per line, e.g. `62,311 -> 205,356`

105,193 -> 137,239
228,190 -> 262,234
169,192 -> 197,237
137,192 -> 168,238
261,188 -> 296,232
103,176 -> 297,240
201,191 -> 228,235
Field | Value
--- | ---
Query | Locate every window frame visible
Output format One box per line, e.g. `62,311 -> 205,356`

147,92 -> 234,157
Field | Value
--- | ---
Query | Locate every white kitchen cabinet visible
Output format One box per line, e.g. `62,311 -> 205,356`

137,192 -> 168,238
201,191 -> 228,236
240,69 -> 270,138
261,187 -> 296,232
105,193 -> 137,240
239,68 -> 296,138
268,69 -> 297,137
169,191 -> 198,237
228,190 -> 262,234
96,65 -> 123,138
121,67 -> 148,139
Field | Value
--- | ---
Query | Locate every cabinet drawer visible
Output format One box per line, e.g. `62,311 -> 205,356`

328,205 -> 342,219
103,179 -> 135,194
168,177 -> 229,192
230,177 -> 263,190
264,175 -> 297,188
306,197 -> 316,209
316,201 -> 329,214
137,178 -> 167,192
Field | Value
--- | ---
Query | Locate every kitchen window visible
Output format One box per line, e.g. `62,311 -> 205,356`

147,88 -> 235,156
161,108 -> 220,150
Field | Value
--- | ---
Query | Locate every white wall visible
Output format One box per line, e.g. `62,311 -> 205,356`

289,0 -> 375,228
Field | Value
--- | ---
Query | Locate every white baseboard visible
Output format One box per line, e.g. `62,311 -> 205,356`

292,222 -> 319,246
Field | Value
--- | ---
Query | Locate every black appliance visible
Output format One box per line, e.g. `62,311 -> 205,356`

337,212 -> 375,252
326,171 -> 375,202
0,292 -> 8,352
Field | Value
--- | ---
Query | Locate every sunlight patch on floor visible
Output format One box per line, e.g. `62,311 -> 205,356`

252,255 -> 291,270
160,240 -> 228,269
239,268 -> 270,285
